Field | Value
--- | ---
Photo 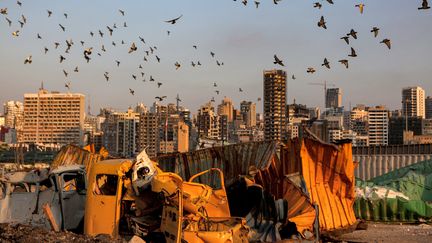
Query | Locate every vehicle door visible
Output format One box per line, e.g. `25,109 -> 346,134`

58,171 -> 87,230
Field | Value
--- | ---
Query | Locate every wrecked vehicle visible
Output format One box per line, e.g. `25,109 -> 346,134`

84,150 -> 249,242
0,165 -> 87,232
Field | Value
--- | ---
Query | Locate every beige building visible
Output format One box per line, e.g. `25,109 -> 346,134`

217,97 -> 234,123
3,101 -> 24,140
138,112 -> 159,158
325,88 -> 342,109
22,88 -> 85,146
263,69 -> 287,141
368,106 -> 389,146
240,101 -> 256,128
402,86 -> 425,119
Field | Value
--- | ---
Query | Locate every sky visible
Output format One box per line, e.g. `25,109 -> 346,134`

0,0 -> 431,115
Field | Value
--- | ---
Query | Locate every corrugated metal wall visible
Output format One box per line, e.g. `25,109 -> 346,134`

353,154 -> 432,181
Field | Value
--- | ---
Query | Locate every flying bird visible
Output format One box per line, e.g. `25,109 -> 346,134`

155,96 -> 166,101
5,17 -> 12,26
123,22 -> 127,27
348,29 -> 357,39
418,0 -> 430,10
307,67 -> 316,74
129,88 -> 135,95
348,47 -> 357,57
64,13 -> 68,19
322,58 -> 330,69
239,88 -> 243,92
84,47 -> 93,56
65,82 -> 71,90
371,27 -> 379,38
74,66 -> 79,72
149,76 -> 155,82
273,55 -> 284,66
273,0 -> 281,4
175,62 -> 181,70
155,55 -> 160,63
341,36 -> 349,45
157,82 -> 162,88
98,30 -> 104,37
210,51 -> 215,58
63,69 -> 68,77
119,9 -> 125,16
54,42 -> 60,49
314,2 -> 322,9
292,75 -> 296,80
104,72 -> 109,81
355,4 -> 365,14
17,1 -> 22,7
115,60 -> 120,66
191,61 -> 196,67
213,82 -> 217,87
47,10 -> 52,17
59,55 -> 66,63
193,45 -> 197,49
44,47 -> 48,54
132,75 -> 137,80
242,0 -> 248,6
215,90 -> 220,95
90,31 -> 94,37
59,24 -> 65,32
128,42 -> 137,53
21,14 -> 26,24
326,0 -> 334,4
139,36 -> 145,44
381,39 -> 391,49
0,8 -> 7,15
165,15 -> 183,24
24,55 -> 32,64
339,59 -> 349,69
317,16 -> 327,29
12,30 -> 19,37
107,26 -> 113,36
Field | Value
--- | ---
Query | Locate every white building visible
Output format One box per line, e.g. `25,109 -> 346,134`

368,106 -> 389,146
402,86 -> 425,119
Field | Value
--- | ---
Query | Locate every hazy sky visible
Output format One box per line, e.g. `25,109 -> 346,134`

0,0 -> 431,115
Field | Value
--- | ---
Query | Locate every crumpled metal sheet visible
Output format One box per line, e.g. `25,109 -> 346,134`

50,145 -> 103,176
156,141 -> 278,188
282,138 -> 357,232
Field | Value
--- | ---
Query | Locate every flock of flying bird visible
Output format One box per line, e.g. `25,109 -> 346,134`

1,0 -> 431,105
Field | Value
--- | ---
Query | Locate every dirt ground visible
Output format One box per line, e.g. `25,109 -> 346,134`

336,223 -> 432,243
0,223 -> 126,243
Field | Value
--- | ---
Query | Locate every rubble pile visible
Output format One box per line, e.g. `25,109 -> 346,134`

0,223 -> 125,243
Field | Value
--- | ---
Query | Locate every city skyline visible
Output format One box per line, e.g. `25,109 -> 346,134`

1,1 -> 431,114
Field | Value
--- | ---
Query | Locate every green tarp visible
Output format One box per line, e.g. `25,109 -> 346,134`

354,159 -> 432,222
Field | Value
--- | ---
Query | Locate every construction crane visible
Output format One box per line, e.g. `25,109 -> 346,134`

308,81 -> 335,110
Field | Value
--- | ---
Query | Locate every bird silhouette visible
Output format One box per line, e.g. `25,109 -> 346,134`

155,96 -> 167,101
0,8 -> 7,15
348,29 -> 357,39
355,4 -> 365,14
44,47 -> 48,54
129,88 -> 135,95
115,60 -> 120,67
239,88 -> 243,92
318,16 -> 327,29
63,69 -> 68,77
314,2 -> 322,9
128,42 -> 137,53
5,17 -> 12,26
64,13 -> 68,19
107,26 -> 113,36
18,20 -> 24,28
47,10 -> 52,17
175,62 -> 181,70
165,15 -> 183,24
381,39 -> 391,49
348,47 -> 357,57
341,36 -> 349,45
419,0 -> 430,9
292,75 -> 296,80
60,55 -> 66,63
132,75 -> 137,80
273,55 -> 284,66
167,30 -> 171,36
155,55 -> 161,62
90,31 -> 94,37
371,27 -> 379,38
112,41 -> 116,46
24,55 -> 32,64
193,45 -> 197,49
322,58 -> 330,69
213,82 -> 217,87
139,36 -> 145,44
119,9 -> 125,16
157,82 -> 162,88
21,15 -> 26,24
150,76 -> 155,82
17,1 -> 22,7
59,24 -> 65,32
210,52 -> 215,58
211,97 -> 215,103
215,90 -> 220,95
339,59 -> 349,69
65,82 -> 71,90
307,67 -> 316,73
104,72 -> 109,81
141,72 -> 145,77
54,42 -> 60,49
123,22 -> 127,27
12,30 -> 19,37
74,66 -> 79,72
255,1 -> 260,8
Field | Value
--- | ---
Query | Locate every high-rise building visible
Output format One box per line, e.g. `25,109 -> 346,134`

217,97 -> 234,123
402,86 -> 425,119
388,117 -> 423,145
197,102 -> 220,140
426,96 -> 432,119
138,112 -> 159,158
22,88 -> 85,146
3,101 -> 24,129
367,106 -> 389,146
0,116 -> 5,127
240,101 -> 256,128
349,106 -> 369,136
263,69 -> 287,141
325,88 -> 342,109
